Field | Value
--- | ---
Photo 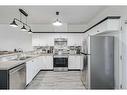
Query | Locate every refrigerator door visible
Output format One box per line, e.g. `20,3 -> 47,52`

89,36 -> 114,89
81,38 -> 89,86
81,54 -> 88,86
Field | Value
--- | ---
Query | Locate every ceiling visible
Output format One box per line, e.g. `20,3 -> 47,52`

0,6 -> 106,25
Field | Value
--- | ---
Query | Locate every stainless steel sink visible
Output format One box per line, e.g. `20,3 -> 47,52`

13,56 -> 31,61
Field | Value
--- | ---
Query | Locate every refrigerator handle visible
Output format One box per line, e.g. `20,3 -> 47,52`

80,52 -> 91,55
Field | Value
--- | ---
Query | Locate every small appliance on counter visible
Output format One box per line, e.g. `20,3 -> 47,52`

33,46 -> 54,54
68,46 -> 81,54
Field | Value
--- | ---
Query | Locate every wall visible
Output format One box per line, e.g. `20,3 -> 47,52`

31,24 -> 87,32
83,6 -> 127,89
0,24 -> 32,51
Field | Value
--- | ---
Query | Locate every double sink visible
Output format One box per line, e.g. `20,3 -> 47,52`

13,56 -> 32,61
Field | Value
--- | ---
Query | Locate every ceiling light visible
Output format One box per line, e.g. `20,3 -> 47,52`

28,29 -> 32,34
53,12 -> 63,26
53,19 -> 63,26
10,19 -> 18,27
21,25 -> 27,31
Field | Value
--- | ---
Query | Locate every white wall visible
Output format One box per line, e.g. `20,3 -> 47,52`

83,6 -> 127,89
31,24 -> 87,32
32,33 -> 84,46
0,24 -> 32,51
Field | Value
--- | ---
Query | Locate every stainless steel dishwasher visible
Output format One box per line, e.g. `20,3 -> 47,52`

9,63 -> 26,89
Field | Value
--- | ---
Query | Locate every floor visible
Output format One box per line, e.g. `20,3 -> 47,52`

26,71 -> 85,89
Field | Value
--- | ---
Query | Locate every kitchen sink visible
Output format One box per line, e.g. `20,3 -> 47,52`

13,56 -> 32,61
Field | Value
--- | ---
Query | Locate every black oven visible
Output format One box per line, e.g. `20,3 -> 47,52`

53,55 -> 68,71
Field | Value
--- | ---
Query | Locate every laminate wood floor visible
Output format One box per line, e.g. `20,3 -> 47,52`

26,71 -> 85,90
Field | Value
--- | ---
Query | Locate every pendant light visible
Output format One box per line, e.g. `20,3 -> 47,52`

21,24 -> 27,31
28,29 -> 32,34
10,9 -> 32,33
52,12 -> 63,26
10,19 -> 18,27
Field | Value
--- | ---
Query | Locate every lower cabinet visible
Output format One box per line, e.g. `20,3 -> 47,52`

68,55 -> 83,70
40,55 -> 53,70
26,55 -> 53,85
26,57 -> 41,85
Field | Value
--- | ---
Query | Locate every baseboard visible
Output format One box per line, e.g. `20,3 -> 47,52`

40,69 -> 53,71
68,69 -> 81,71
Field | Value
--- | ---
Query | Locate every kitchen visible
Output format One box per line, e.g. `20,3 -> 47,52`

0,6 -> 126,90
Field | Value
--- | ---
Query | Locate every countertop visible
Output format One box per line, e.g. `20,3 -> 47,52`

0,53 -> 82,70
0,53 -> 19,58
0,54 -> 42,70
0,61 -> 25,70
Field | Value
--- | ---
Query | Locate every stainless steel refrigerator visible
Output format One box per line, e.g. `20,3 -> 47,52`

81,36 -> 114,89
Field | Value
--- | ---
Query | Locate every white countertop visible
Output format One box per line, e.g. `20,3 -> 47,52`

0,54 -> 41,70
0,53 -> 82,70
0,61 -> 25,70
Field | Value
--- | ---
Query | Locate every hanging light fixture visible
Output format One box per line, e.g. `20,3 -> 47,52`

28,29 -> 32,34
21,24 -> 27,31
10,9 -> 32,33
52,12 -> 63,26
10,19 -> 18,27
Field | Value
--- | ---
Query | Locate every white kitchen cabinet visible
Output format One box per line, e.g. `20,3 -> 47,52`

68,55 -> 83,70
67,36 -> 82,46
32,34 -> 54,46
26,55 -> 53,85
88,19 -> 120,36
32,34 -> 40,46
26,56 -> 42,85
80,55 -> 83,70
26,60 -> 35,85
40,55 -> 53,70
97,19 -> 120,34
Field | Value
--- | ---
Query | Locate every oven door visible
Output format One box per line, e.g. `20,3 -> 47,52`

53,58 -> 68,67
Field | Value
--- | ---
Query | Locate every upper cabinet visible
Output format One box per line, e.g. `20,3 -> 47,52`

32,33 -> 83,46
32,33 -> 54,46
86,16 -> 120,36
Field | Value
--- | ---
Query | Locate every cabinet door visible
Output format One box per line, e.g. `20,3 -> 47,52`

69,55 -> 81,69
26,57 -> 41,85
80,55 -> 83,70
33,57 -> 40,75
46,56 -> 53,69
74,56 -> 81,69
32,34 -> 40,46
38,56 -> 43,70
41,56 -> 53,70
26,60 -> 34,85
